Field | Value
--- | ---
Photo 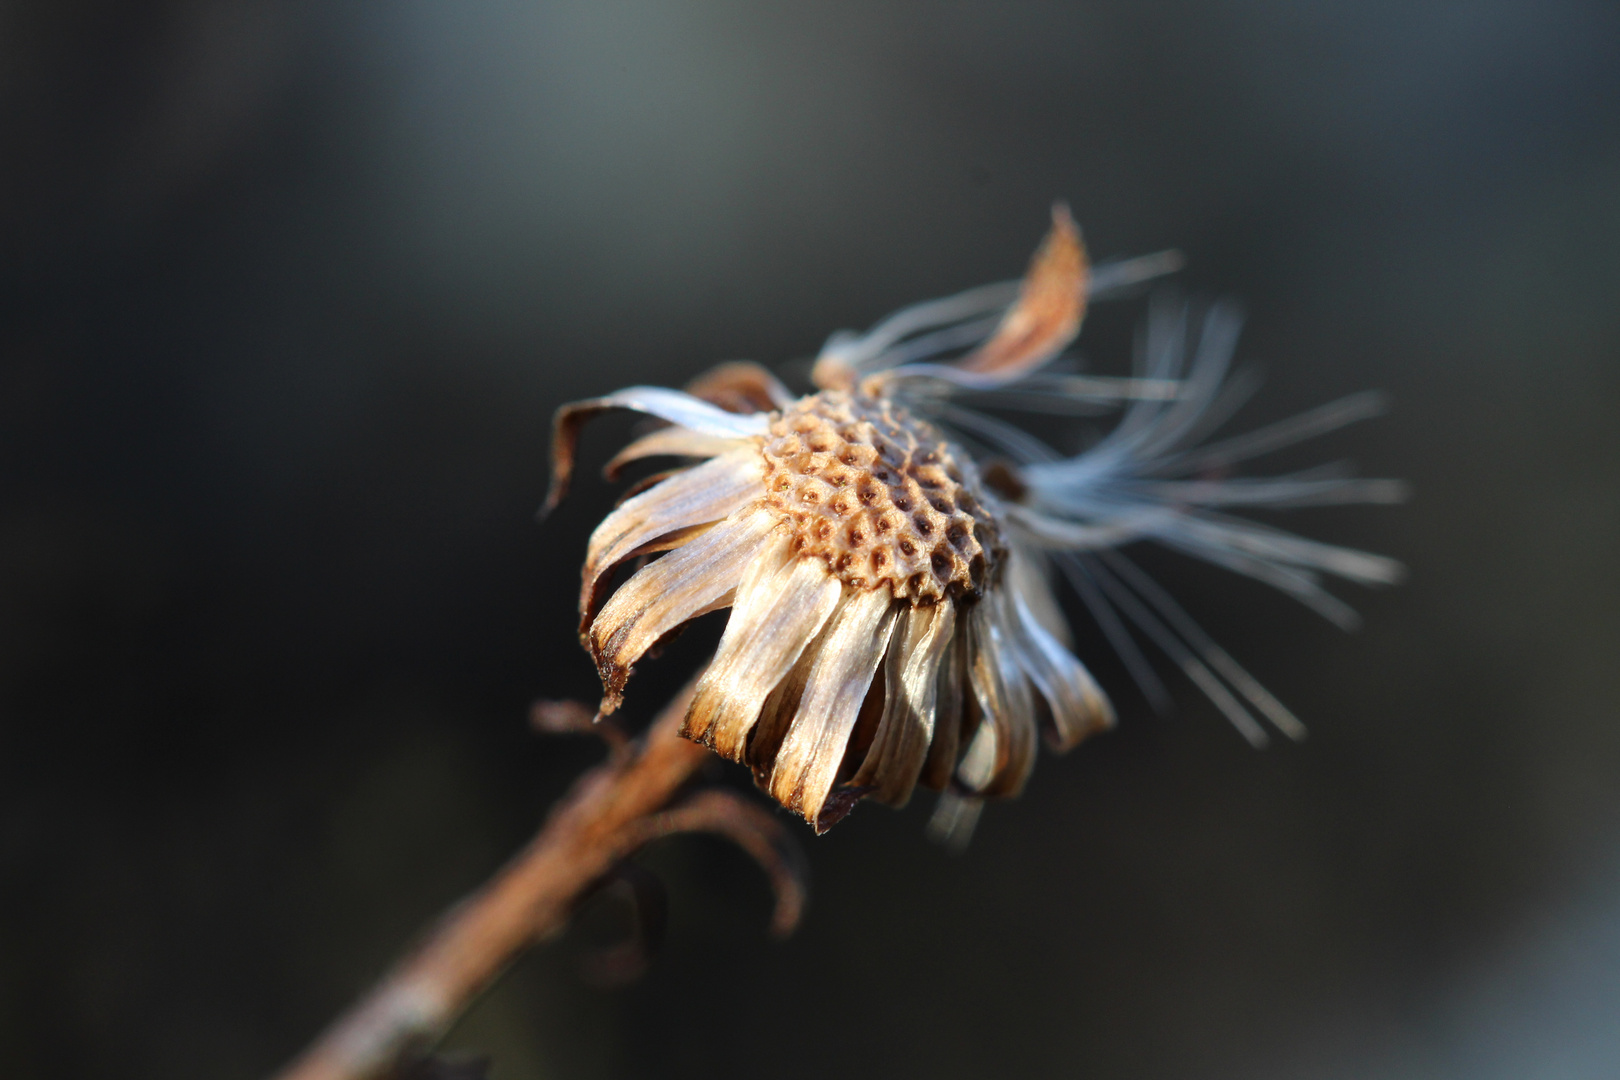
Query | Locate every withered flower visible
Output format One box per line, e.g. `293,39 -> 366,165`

546,205 -> 1403,834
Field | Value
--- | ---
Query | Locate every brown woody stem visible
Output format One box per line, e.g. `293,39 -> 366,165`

272,679 -> 709,1080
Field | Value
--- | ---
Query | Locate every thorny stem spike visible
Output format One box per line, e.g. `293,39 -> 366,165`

273,674 -> 800,1080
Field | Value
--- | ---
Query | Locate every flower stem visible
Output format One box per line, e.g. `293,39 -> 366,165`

273,679 -> 708,1080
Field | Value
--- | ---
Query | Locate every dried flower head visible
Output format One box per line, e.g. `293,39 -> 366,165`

545,205 -> 1403,834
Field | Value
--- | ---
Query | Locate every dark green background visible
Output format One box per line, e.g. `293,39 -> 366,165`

4,3 -> 1619,1077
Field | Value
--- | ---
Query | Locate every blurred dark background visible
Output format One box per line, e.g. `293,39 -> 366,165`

4,2 -> 1619,1077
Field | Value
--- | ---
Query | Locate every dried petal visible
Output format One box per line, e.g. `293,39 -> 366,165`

685,360 -> 794,414
953,203 -> 1088,382
919,623 -> 967,791
853,601 -> 955,805
959,602 -> 1037,797
543,387 -> 770,517
589,507 -> 776,713
1002,589 -> 1114,750
604,426 -> 751,480
766,588 -> 899,830
685,538 -> 845,758
581,450 -> 763,630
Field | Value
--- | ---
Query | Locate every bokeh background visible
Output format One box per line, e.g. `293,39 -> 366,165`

4,3 -> 1619,1077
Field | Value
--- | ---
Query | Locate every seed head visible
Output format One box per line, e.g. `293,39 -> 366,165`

544,204 -> 1404,837
762,392 -> 1000,602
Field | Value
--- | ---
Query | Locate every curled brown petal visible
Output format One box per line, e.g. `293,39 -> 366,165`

685,360 -> 794,414
954,202 -> 1089,381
